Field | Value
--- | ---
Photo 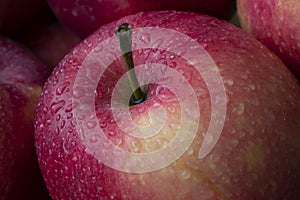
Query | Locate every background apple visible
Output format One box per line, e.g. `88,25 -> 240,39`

237,0 -> 300,80
35,11 -> 300,200
18,22 -> 81,69
0,0 -> 55,37
47,0 -> 236,38
0,36 -> 51,199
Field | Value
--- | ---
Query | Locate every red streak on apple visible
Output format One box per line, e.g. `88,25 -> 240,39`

0,36 -> 51,199
237,0 -> 300,79
35,11 -> 300,199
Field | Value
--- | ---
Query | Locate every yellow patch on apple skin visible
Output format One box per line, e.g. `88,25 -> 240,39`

18,84 -> 43,125
242,145 -> 264,170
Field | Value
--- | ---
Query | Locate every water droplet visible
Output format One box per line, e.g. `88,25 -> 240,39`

113,137 -> 123,146
108,130 -> 116,137
139,176 -> 146,185
55,127 -> 60,136
67,113 -> 73,119
196,88 -> 208,97
42,106 -> 48,114
65,104 -> 73,113
87,121 -> 97,129
179,169 -> 191,180
90,135 -> 98,143
167,106 -> 176,113
140,33 -> 151,45
156,137 -> 169,149
232,102 -> 245,115
56,82 -> 70,95
95,90 -> 103,99
169,55 -> 175,60
56,114 -> 61,121
50,100 -> 65,115
100,122 -> 107,128
60,120 -> 66,129
224,79 -> 234,86
249,84 -> 255,90
62,139 -> 76,154
138,107 -> 145,113
221,175 -> 230,183
130,140 -> 140,152
169,61 -> 177,68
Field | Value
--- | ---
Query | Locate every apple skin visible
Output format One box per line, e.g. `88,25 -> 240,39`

19,23 -> 81,68
0,0 -> 55,37
237,0 -> 300,80
0,36 -> 51,199
47,0 -> 235,38
35,11 -> 300,199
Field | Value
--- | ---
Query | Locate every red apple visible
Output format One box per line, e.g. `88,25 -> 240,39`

237,0 -> 300,80
47,0 -> 235,38
0,36 -> 51,199
19,23 -> 81,68
0,0 -> 55,37
35,11 -> 300,200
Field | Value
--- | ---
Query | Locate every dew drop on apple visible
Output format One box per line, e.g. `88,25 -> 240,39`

87,121 -> 97,129
42,106 -> 48,114
67,113 -> 73,119
56,114 -> 61,121
50,100 -> 66,115
179,169 -> 191,180
140,32 -> 151,45
90,135 -> 98,143
108,130 -> 117,137
224,78 -> 234,87
138,106 -> 145,113
65,103 -> 73,113
54,127 -> 60,136
169,61 -> 177,68
167,106 -> 176,113
232,102 -> 245,115
60,119 -> 65,129
221,175 -> 230,183
56,82 -> 70,95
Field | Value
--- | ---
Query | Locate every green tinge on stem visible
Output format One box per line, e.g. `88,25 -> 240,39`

115,23 -> 145,105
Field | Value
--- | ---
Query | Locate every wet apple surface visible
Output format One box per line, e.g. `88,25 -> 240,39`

34,11 -> 300,200
237,0 -> 300,79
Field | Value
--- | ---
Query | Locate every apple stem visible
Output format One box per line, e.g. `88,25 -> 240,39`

115,23 -> 145,105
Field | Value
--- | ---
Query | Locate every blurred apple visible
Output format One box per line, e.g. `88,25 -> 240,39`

0,36 -> 51,199
34,11 -> 300,200
19,23 -> 81,69
237,0 -> 300,79
0,0 -> 55,37
47,0 -> 235,38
